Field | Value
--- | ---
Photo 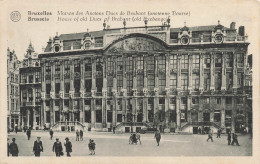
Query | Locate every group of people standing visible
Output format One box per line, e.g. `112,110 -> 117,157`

8,128 -> 96,157
206,128 -> 240,146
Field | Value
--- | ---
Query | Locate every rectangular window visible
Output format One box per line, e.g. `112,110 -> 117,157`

170,98 -> 176,104
46,111 -> 50,123
237,73 -> 243,89
237,54 -> 244,67
55,82 -> 60,94
21,73 -> 27,83
96,110 -> 102,123
159,98 -> 165,104
170,55 -> 177,69
29,74 -> 33,83
204,54 -> 211,68
148,98 -> 153,105
158,56 -> 166,91
226,53 -> 233,67
117,57 -> 123,71
215,72 -> 222,90
204,73 -> 210,91
181,97 -> 187,104
215,54 -> 222,67
192,97 -> 199,104
216,97 -> 221,104
46,62 -> 51,75
96,58 -> 103,72
65,82 -> 70,93
192,74 -> 200,91
85,61 -> 92,72
85,79 -> 91,92
46,83 -> 51,94
214,112 -> 221,122
181,74 -> 188,90
85,111 -> 91,123
46,100 -> 50,106
96,78 -> 103,93
35,88 -> 40,102
22,91 -> 27,100
55,61 -> 60,74
74,59 -> 80,73
64,60 -> 70,74
126,57 -> 133,93
136,56 -> 143,70
15,75 -> 18,83
226,72 -> 233,90
181,55 -> 189,69
55,100 -> 60,106
117,74 -> 123,90
74,79 -> 80,93
170,74 -> 177,89
107,111 -> 112,122
192,54 -> 200,68
137,74 -> 143,92
117,114 -> 122,122
147,56 -> 155,90
226,97 -> 232,104
64,100 -> 69,107
84,99 -> 91,105
35,72 -> 40,83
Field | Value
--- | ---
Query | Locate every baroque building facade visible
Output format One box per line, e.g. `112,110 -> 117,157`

7,48 -> 21,131
24,20 -> 251,133
19,43 -> 41,130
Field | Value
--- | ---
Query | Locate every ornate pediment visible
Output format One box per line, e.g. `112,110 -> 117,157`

106,36 -> 166,54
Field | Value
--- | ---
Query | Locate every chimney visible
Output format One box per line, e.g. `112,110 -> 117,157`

230,22 -> 236,29
239,26 -> 245,36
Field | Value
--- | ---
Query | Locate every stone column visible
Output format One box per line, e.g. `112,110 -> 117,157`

60,60 -> 64,123
33,109 -> 36,129
210,52 -> 215,91
176,97 -> 181,131
177,54 -> 182,91
221,109 -> 225,128
112,56 -> 117,127
199,53 -> 204,92
221,52 -> 227,90
232,52 -> 238,92
143,54 -> 148,123
221,96 -> 226,128
154,54 -> 159,115
132,55 -> 137,122
165,53 -> 170,131
187,97 -> 191,122
122,55 -> 127,119
80,58 -> 85,124
50,61 -> 55,127
91,56 -> 96,92
188,53 -> 193,92
102,56 -> 107,130
91,99 -> 96,130
231,97 -> 236,132
27,110 -> 30,127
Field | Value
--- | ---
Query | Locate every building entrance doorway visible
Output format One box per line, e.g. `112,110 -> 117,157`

193,127 -> 198,134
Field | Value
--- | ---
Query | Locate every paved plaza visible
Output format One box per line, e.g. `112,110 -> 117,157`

7,131 -> 252,156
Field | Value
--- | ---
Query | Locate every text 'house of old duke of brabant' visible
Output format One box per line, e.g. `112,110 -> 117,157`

14,19 -> 252,134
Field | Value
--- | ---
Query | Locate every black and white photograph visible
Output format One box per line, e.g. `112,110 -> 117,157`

0,0 -> 259,164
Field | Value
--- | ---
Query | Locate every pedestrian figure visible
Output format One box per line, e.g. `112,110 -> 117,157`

26,128 -> 31,140
88,139 -> 96,155
15,124 -> 18,134
231,133 -> 240,146
7,138 -> 10,157
50,129 -> 54,140
9,138 -> 19,157
33,137 -> 43,157
154,130 -> 161,146
52,138 -> 63,157
44,124 -> 46,131
80,130 -> 83,141
198,127 -> 201,134
76,130 -> 80,141
207,130 -> 213,142
113,125 -> 115,134
227,131 -> 231,145
217,128 -> 222,138
64,137 -> 72,157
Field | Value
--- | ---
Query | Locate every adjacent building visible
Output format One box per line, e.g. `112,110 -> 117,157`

7,48 -> 21,131
19,42 -> 41,130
